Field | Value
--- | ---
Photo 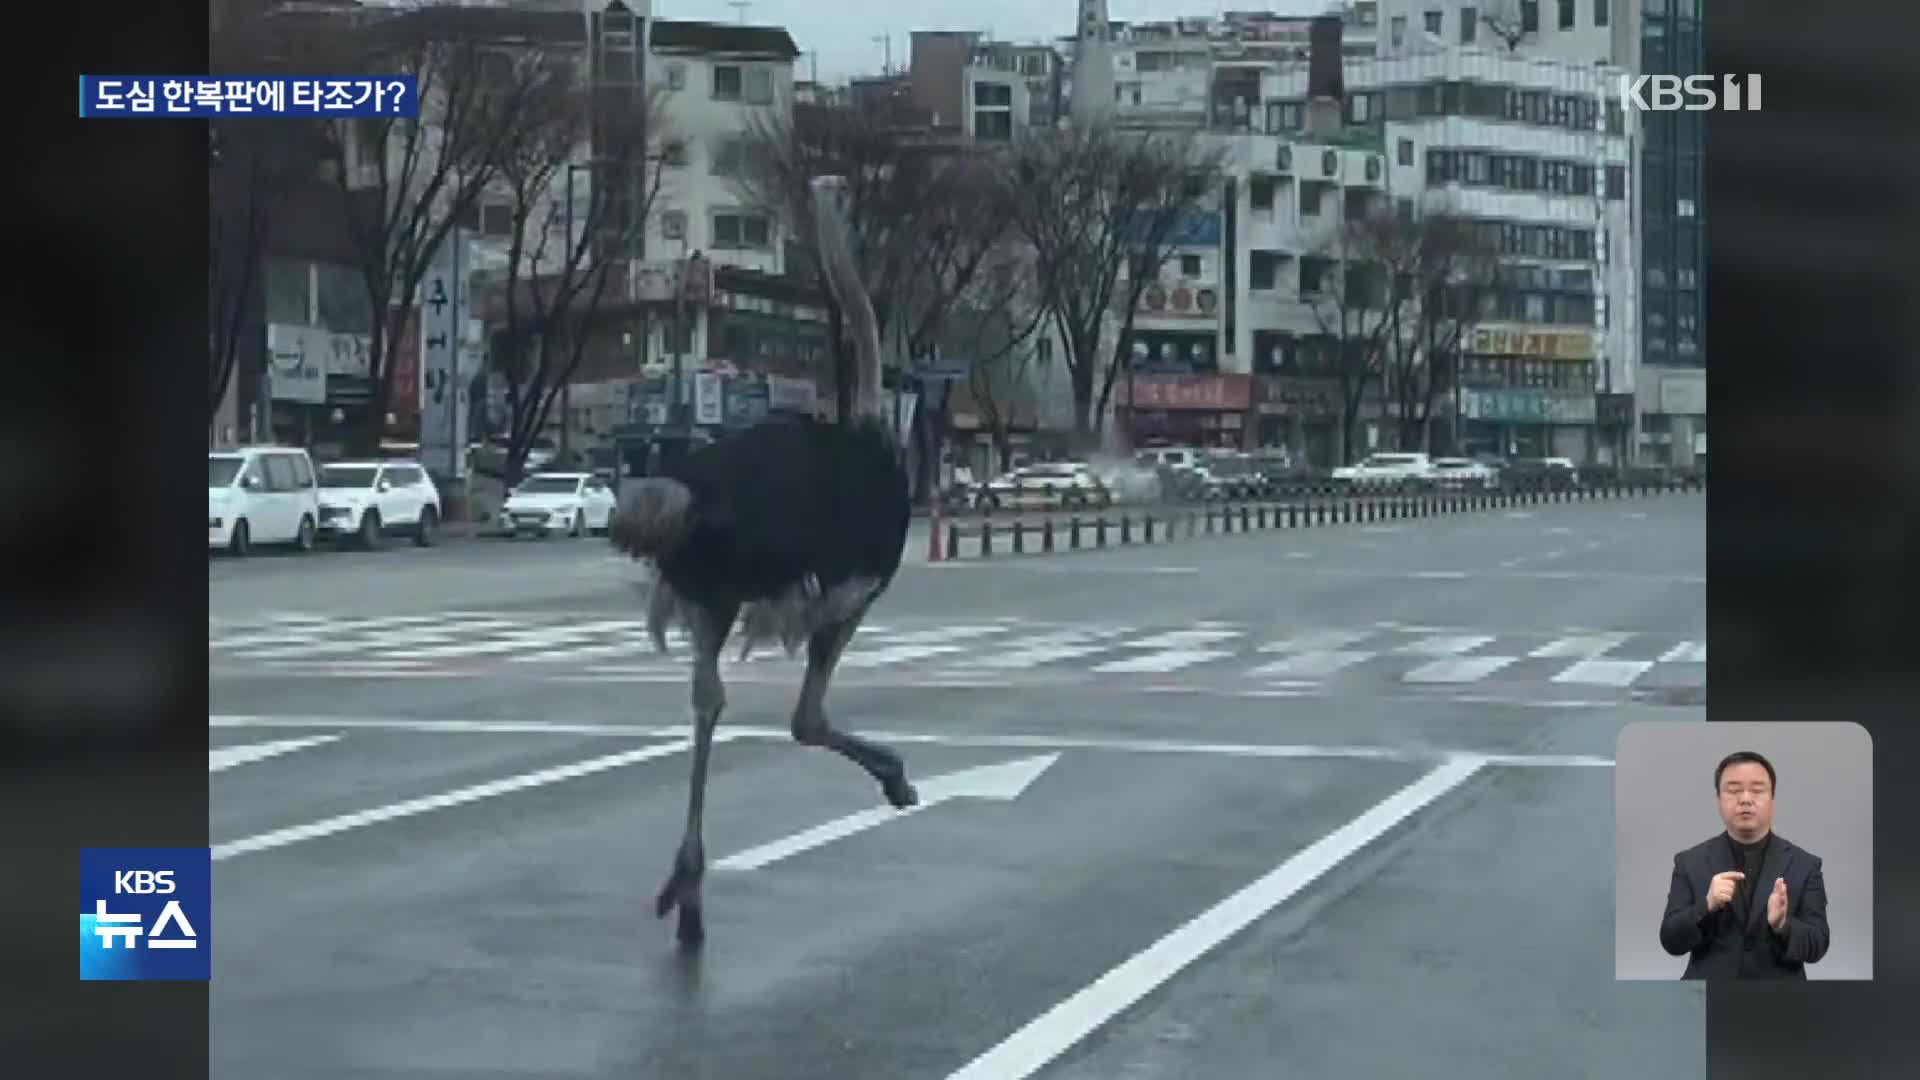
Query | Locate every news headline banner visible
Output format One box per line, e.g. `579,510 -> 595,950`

78,75 -> 418,118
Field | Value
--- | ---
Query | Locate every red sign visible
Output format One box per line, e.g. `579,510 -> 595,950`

1121,373 -> 1252,411
387,305 -> 420,418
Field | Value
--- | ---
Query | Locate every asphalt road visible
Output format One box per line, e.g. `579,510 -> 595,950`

209,492 -> 1706,1079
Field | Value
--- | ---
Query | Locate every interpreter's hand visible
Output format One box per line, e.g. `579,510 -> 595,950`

1704,870 -> 1745,913
1767,878 -> 1789,931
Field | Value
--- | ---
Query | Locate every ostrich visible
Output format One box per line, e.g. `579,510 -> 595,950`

608,175 -> 917,947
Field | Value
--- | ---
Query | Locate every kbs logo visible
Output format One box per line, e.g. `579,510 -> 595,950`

80,848 -> 212,982
1619,74 -> 1762,112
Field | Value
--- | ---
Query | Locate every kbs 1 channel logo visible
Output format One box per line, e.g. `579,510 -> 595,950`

79,848 -> 212,981
1618,74 -> 1763,113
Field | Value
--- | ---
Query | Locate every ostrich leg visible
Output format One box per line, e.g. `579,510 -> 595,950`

655,600 -> 738,947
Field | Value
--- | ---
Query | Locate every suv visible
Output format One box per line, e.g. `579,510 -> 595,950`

1331,452 -> 1435,490
209,446 -> 323,556
983,463 -> 1109,509
316,460 -> 444,547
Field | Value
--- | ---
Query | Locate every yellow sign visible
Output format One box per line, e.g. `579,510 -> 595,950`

1468,325 -> 1595,361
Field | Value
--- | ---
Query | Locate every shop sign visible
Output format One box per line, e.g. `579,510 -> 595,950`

1120,373 -> 1252,411
1460,388 -> 1597,424
1468,324 -> 1596,361
1255,376 -> 1336,418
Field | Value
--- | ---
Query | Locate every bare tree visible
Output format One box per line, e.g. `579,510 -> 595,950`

736,106 -> 1013,428
945,243 -> 1050,473
320,13 -> 566,454
207,5 -> 325,431
1477,0 -> 1538,53
1303,210 -> 1415,464
482,78 -> 667,483
998,122 -> 1225,443
1385,214 -> 1500,452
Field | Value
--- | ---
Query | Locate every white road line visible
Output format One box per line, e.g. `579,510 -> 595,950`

211,738 -> 709,861
1402,655 -> 1518,683
948,631 -> 1133,670
205,715 -> 1620,766
841,644 -> 969,668
1409,570 -> 1469,579
1090,649 -> 1236,674
1659,641 -> 1707,663
942,755 -> 1491,1080
1396,635 -> 1495,656
1551,658 -> 1656,687
1243,650 -> 1372,679
1108,629 -> 1244,651
506,620 -> 651,661
209,734 -> 341,773
1528,633 -> 1631,659
1256,630 -> 1375,654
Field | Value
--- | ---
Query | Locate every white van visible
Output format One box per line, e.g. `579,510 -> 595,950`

209,446 -> 322,556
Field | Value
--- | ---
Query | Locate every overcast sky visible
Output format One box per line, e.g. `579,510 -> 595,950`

647,0 -> 1337,84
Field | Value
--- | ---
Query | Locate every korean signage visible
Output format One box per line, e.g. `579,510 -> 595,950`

632,255 -> 715,304
724,378 -> 770,427
693,370 -> 725,426
1254,376 -> 1336,418
1460,389 -> 1597,425
1657,374 -> 1706,415
418,233 -> 468,479
1467,324 -> 1596,361
1119,373 -> 1252,412
386,304 -> 420,418
766,374 -> 817,413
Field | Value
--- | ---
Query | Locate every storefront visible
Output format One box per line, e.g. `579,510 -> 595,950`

1637,369 -> 1706,468
1117,373 -> 1252,449
1457,388 -> 1598,461
1252,375 -> 1340,465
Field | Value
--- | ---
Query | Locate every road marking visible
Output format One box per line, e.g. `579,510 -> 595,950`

1402,655 -> 1518,683
1551,658 -> 1656,687
1091,649 -> 1236,674
1256,630 -> 1374,653
1243,650 -> 1370,679
942,755 -> 1491,1080
840,643 -> 968,668
714,754 -> 1058,871
209,734 -> 340,773
1660,641 -> 1707,663
206,715 -> 1617,766
1109,629 -> 1244,650
1528,633 -> 1630,659
948,631 -> 1134,670
1409,570 -> 1469,579
211,738 -> 710,861
1396,634 -> 1494,656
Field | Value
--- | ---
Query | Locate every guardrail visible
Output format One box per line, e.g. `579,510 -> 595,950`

929,474 -> 1705,562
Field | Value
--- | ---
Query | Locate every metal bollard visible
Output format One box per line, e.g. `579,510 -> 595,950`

1043,518 -> 1055,553
1120,514 -> 1132,544
1069,516 -> 1082,549
1096,515 -> 1108,547
1144,513 -> 1155,543
1012,520 -> 1025,554
947,521 -> 959,559
980,522 -> 993,557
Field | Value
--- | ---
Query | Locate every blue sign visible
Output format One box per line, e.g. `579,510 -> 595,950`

724,378 -> 770,428
79,76 -> 419,118
79,848 -> 212,982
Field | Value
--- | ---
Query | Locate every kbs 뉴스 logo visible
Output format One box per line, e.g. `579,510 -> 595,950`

79,847 -> 212,981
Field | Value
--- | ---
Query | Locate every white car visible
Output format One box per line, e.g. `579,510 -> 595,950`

1429,457 -> 1500,491
498,472 -> 618,538
983,463 -> 1109,509
316,460 -> 443,547
1331,452 -> 1435,489
209,446 -> 322,556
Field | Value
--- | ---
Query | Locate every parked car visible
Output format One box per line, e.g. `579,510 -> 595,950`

1503,456 -> 1582,491
497,471 -> 619,537
982,463 -> 1109,509
1429,457 -> 1500,491
1330,452 -> 1435,490
209,446 -> 322,556
316,459 -> 443,548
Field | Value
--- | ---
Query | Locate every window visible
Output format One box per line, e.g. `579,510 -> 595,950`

712,64 -> 742,100
744,66 -> 775,104
1520,1 -> 1540,33
265,258 -> 310,324
1299,256 -> 1334,295
1250,176 -> 1276,210
1605,164 -> 1626,200
1460,7 -> 1478,42
1397,137 -> 1414,166
974,111 -> 1014,140
1595,0 -> 1610,26
711,211 -> 771,250
1558,0 -> 1575,29
262,454 -> 298,491
1423,10 -> 1443,36
1179,254 -> 1203,277
1390,15 -> 1406,47
478,202 -> 515,237
314,261 -> 370,333
660,210 -> 687,241
666,63 -> 686,91
288,455 -> 314,488
974,82 -> 1012,107
1249,251 -> 1282,291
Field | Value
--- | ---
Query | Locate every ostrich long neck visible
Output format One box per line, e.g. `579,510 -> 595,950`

810,184 -> 884,426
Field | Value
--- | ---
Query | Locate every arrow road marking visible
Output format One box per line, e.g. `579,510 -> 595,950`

713,754 -> 1059,872
209,734 -> 341,773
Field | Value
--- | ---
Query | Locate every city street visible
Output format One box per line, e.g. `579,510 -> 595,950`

209,494 -> 1706,1079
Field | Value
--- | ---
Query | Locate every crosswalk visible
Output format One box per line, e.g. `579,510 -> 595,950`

211,611 -> 1705,695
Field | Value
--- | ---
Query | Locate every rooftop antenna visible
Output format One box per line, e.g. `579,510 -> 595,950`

726,1 -> 750,23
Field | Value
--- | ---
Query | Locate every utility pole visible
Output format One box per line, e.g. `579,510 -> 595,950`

727,1 -> 750,23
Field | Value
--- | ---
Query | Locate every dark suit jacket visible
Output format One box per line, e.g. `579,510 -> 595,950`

1659,832 -> 1831,979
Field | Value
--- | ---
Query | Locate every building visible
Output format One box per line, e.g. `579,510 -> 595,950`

1372,0 -> 1703,465
907,31 -> 1050,140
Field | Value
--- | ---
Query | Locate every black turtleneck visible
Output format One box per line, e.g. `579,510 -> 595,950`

1727,831 -> 1772,927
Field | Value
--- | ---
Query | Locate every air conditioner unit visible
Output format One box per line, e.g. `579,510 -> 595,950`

1321,150 -> 1339,177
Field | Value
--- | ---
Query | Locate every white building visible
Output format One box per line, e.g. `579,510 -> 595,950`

1212,47 -> 1635,463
